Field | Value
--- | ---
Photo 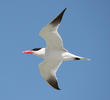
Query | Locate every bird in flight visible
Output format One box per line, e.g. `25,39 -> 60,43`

24,8 -> 89,90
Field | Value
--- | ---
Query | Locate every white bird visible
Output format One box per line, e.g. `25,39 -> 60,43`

24,8 -> 89,90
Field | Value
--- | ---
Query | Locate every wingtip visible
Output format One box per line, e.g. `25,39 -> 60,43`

50,8 -> 67,26
60,8 -> 67,15
61,8 -> 67,14
47,77 -> 61,90
63,8 -> 67,11
54,84 -> 61,90
56,87 -> 61,90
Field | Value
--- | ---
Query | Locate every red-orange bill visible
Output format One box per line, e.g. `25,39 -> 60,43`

23,50 -> 33,54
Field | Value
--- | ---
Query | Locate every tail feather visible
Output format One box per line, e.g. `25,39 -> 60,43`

80,57 -> 90,61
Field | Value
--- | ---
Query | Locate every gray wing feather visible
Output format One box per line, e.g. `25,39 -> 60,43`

39,59 -> 62,90
39,8 -> 67,51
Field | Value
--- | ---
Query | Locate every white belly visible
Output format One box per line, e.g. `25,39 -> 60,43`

45,50 -> 64,60
45,50 -> 76,61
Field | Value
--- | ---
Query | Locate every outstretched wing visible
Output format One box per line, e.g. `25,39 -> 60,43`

39,8 -> 67,50
39,59 -> 62,90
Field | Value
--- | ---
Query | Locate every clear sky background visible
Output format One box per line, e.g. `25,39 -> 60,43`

0,0 -> 110,100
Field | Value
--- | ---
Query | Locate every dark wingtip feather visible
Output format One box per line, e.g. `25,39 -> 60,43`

50,8 -> 67,26
47,77 -> 61,90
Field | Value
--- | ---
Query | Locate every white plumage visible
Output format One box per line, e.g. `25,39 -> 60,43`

24,8 -> 89,90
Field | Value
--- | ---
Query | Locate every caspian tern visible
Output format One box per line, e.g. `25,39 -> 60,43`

24,8 -> 89,90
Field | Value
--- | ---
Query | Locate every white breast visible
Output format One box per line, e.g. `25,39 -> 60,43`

45,49 -> 65,60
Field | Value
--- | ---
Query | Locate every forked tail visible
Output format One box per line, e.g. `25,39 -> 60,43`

79,57 -> 90,61
75,57 -> 90,61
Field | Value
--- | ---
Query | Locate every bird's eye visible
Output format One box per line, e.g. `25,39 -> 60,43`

32,48 -> 41,51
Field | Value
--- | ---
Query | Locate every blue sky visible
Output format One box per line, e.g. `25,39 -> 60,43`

0,0 -> 110,100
